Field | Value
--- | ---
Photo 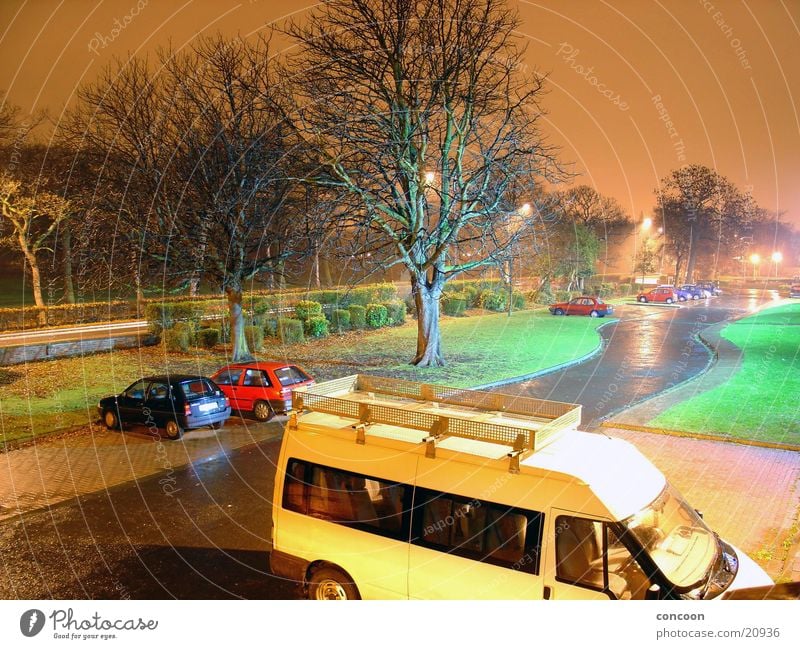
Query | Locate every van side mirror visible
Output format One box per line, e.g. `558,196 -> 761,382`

645,584 -> 662,600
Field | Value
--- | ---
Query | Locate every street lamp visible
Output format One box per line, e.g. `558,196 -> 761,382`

424,171 -> 436,185
750,253 -> 761,279
771,251 -> 782,278
642,217 -> 652,231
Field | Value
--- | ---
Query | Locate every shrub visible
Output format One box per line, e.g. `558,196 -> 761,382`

365,303 -> 389,328
512,291 -> 526,309
330,308 -> 351,332
244,325 -> 264,352
554,290 -> 579,302
348,304 -> 366,329
441,293 -> 467,317
295,300 -> 323,321
171,301 -> 204,325
479,289 -> 507,312
261,317 -> 278,338
164,323 -> 193,353
384,301 -> 406,326
461,284 -> 480,308
305,315 -> 330,338
278,317 -> 305,344
196,327 -> 220,349
617,283 -> 632,296
250,295 -> 281,315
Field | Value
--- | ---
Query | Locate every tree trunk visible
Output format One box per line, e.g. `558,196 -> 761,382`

411,274 -> 445,367
63,228 -> 76,304
188,276 -> 200,297
684,222 -> 699,283
19,235 -> 45,308
227,285 -> 253,362
313,248 -> 321,288
321,256 -> 332,287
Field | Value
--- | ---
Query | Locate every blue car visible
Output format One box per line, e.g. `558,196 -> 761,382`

659,285 -> 691,302
680,285 -> 705,300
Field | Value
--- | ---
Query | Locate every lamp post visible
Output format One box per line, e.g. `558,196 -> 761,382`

771,251 -> 782,278
506,203 -> 531,317
750,253 -> 761,279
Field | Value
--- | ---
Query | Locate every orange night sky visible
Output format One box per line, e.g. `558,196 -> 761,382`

1,0 -> 798,225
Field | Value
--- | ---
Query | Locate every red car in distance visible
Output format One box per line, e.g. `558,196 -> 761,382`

636,287 -> 678,304
211,362 -> 315,421
548,296 -> 614,317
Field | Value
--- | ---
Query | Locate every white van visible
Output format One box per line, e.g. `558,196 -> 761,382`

269,375 -> 773,600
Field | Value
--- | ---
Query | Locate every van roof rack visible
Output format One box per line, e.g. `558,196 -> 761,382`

290,375 -> 581,472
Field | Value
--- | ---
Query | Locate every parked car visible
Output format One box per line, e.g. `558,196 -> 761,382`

636,287 -> 677,304
98,375 -> 230,440
211,362 -> 315,421
790,281 -> 800,298
548,296 -> 614,317
679,284 -> 705,300
696,281 -> 722,296
659,285 -> 691,302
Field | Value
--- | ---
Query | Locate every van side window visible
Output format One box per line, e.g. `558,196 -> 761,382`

282,458 -> 407,538
555,515 -> 604,589
415,489 -> 543,574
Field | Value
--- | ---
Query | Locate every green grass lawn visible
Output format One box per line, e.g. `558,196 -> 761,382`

0,308 -> 608,446
649,302 -> 800,446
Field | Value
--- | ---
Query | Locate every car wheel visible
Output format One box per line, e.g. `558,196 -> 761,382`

165,419 -> 183,440
679,295 -> 687,302
589,310 -> 599,318
638,296 -> 647,303
253,400 -> 275,422
103,408 -> 120,430
211,420 -> 225,430
307,565 -> 360,600
666,297 -> 673,304
691,294 -> 698,300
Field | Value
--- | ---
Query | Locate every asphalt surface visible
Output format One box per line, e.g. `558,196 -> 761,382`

0,438 -> 295,599
493,293 -> 766,428
0,289 -> 787,599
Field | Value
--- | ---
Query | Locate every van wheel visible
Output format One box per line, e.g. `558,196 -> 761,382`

638,296 -> 647,303
253,401 -> 275,422
307,566 -> 360,600
165,420 -> 183,440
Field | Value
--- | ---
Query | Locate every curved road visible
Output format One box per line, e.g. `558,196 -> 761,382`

492,290 -> 776,429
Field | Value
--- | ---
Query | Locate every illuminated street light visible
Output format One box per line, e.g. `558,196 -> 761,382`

519,202 -> 532,215
424,171 -> 436,184
750,253 -> 761,278
642,217 -> 652,230
771,251 -> 783,263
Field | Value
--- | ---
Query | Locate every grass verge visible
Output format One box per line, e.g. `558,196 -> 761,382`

648,302 -> 800,446
0,308 -> 608,447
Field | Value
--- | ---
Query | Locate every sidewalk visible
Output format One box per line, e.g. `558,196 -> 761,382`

0,419 -> 282,522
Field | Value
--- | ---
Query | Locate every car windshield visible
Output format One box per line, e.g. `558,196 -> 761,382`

622,484 -> 717,590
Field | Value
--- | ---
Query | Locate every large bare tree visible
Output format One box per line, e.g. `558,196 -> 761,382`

67,35 -> 308,361
287,0 -> 560,366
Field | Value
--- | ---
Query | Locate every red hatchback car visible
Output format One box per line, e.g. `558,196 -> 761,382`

211,362 -> 315,421
636,287 -> 678,304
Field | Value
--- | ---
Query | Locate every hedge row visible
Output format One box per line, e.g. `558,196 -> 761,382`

0,300 -> 135,331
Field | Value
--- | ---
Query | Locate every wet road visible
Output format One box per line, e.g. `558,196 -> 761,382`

494,292 -> 771,428
0,438 -> 295,599
0,290 -> 779,599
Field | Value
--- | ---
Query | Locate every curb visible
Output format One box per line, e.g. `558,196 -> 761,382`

624,301 -> 682,308
472,319 -> 616,391
601,421 -> 800,452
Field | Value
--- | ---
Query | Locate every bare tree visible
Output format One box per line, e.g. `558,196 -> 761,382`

0,175 -> 71,308
67,35 -> 308,361
287,0 -> 560,366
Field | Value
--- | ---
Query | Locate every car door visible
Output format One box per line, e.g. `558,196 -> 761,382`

144,380 -> 174,428
238,368 -> 273,412
564,298 -> 580,315
116,379 -> 149,425
213,368 -> 244,412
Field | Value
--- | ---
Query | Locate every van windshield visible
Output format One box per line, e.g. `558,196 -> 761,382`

622,484 -> 717,590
